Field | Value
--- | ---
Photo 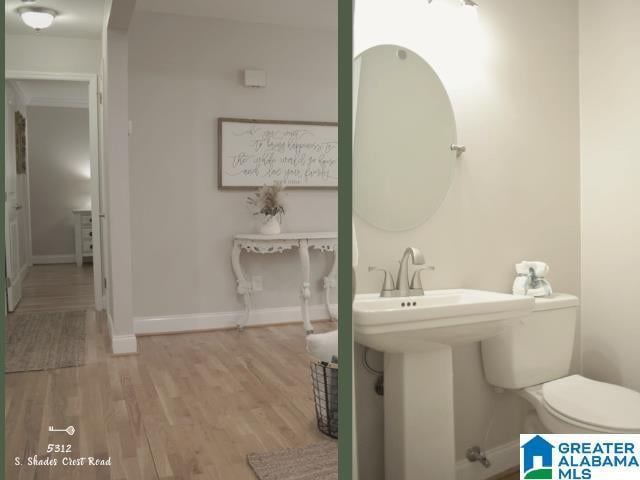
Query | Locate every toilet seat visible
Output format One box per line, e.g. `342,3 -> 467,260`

542,375 -> 640,432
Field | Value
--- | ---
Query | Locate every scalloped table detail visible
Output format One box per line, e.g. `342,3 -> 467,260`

231,232 -> 338,334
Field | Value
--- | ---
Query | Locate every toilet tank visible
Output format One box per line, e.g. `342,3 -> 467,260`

481,294 -> 579,389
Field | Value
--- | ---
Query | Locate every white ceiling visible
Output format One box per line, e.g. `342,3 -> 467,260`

11,79 -> 89,108
135,0 -> 338,30
5,0 -> 105,38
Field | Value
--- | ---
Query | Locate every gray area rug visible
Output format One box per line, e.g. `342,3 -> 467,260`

248,442 -> 337,480
6,310 -> 87,373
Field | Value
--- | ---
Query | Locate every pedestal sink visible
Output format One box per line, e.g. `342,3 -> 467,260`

354,289 -> 534,480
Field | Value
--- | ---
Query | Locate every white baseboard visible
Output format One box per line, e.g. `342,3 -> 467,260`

107,311 -> 138,355
134,303 -> 336,335
32,254 -> 75,265
456,440 -> 519,480
112,334 -> 138,355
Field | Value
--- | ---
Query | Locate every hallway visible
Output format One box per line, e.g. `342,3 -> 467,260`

14,264 -> 94,313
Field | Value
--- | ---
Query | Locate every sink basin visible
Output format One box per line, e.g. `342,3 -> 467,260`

353,289 -> 534,480
354,289 -> 534,352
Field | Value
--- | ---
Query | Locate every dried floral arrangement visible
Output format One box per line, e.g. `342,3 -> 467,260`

246,183 -> 286,219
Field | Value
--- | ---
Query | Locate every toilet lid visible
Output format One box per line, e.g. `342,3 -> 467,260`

543,375 -> 640,431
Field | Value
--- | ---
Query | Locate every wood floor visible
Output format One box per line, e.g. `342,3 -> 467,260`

14,263 -> 94,313
490,468 -> 519,480
6,265 -> 335,480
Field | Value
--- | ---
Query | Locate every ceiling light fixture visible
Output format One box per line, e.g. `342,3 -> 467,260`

18,6 -> 58,31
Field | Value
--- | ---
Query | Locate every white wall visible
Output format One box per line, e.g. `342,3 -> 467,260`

27,106 -> 91,259
354,0 -> 580,476
98,0 -> 137,354
127,12 -> 338,320
102,25 -> 136,353
5,34 -> 101,74
579,0 -> 640,392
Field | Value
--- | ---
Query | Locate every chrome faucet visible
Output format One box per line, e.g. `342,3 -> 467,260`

396,247 -> 425,296
369,247 -> 434,297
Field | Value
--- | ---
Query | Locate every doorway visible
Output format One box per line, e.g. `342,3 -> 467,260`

4,72 -> 104,313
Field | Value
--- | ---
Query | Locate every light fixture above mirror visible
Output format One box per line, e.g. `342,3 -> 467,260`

428,0 -> 479,7
17,6 -> 58,31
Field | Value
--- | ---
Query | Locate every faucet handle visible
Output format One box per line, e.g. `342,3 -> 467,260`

410,266 -> 435,290
369,266 -> 396,292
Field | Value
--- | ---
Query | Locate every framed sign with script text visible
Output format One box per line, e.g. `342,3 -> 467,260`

218,118 -> 338,189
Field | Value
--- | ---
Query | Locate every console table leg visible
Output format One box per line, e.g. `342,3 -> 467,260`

299,239 -> 313,334
241,292 -> 252,330
231,242 -> 252,330
324,247 -> 338,321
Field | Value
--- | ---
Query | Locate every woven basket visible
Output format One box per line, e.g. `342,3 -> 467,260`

310,360 -> 338,439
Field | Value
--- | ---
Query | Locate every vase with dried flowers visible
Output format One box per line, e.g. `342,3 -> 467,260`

247,183 -> 286,235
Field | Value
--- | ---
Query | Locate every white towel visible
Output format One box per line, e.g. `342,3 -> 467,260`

306,329 -> 338,363
513,261 -> 553,297
515,261 -> 549,277
513,282 -> 551,297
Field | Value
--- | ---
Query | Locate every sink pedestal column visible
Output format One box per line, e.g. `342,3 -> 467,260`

384,345 -> 455,480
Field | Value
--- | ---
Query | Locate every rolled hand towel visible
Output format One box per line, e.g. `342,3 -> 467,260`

515,261 -> 549,277
513,284 -> 551,297
306,329 -> 338,363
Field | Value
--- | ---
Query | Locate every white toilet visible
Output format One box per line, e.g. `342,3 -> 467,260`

481,293 -> 640,434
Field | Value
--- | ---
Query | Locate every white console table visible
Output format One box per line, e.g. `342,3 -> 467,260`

231,232 -> 337,334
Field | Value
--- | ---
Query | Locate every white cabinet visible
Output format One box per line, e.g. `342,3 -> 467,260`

73,209 -> 93,266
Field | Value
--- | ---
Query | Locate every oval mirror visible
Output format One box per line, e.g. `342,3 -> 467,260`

353,45 -> 458,231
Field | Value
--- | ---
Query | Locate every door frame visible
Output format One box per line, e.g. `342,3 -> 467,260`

6,71 -> 104,311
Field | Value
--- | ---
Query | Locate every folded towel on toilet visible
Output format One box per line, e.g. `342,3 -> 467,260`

306,329 -> 338,363
513,260 -> 553,297
513,282 -> 551,297
515,261 -> 549,277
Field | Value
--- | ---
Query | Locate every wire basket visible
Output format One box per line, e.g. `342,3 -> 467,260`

310,360 -> 338,439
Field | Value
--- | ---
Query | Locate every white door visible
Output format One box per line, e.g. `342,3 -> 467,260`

97,67 -> 109,308
88,77 -> 105,311
5,85 -> 29,311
